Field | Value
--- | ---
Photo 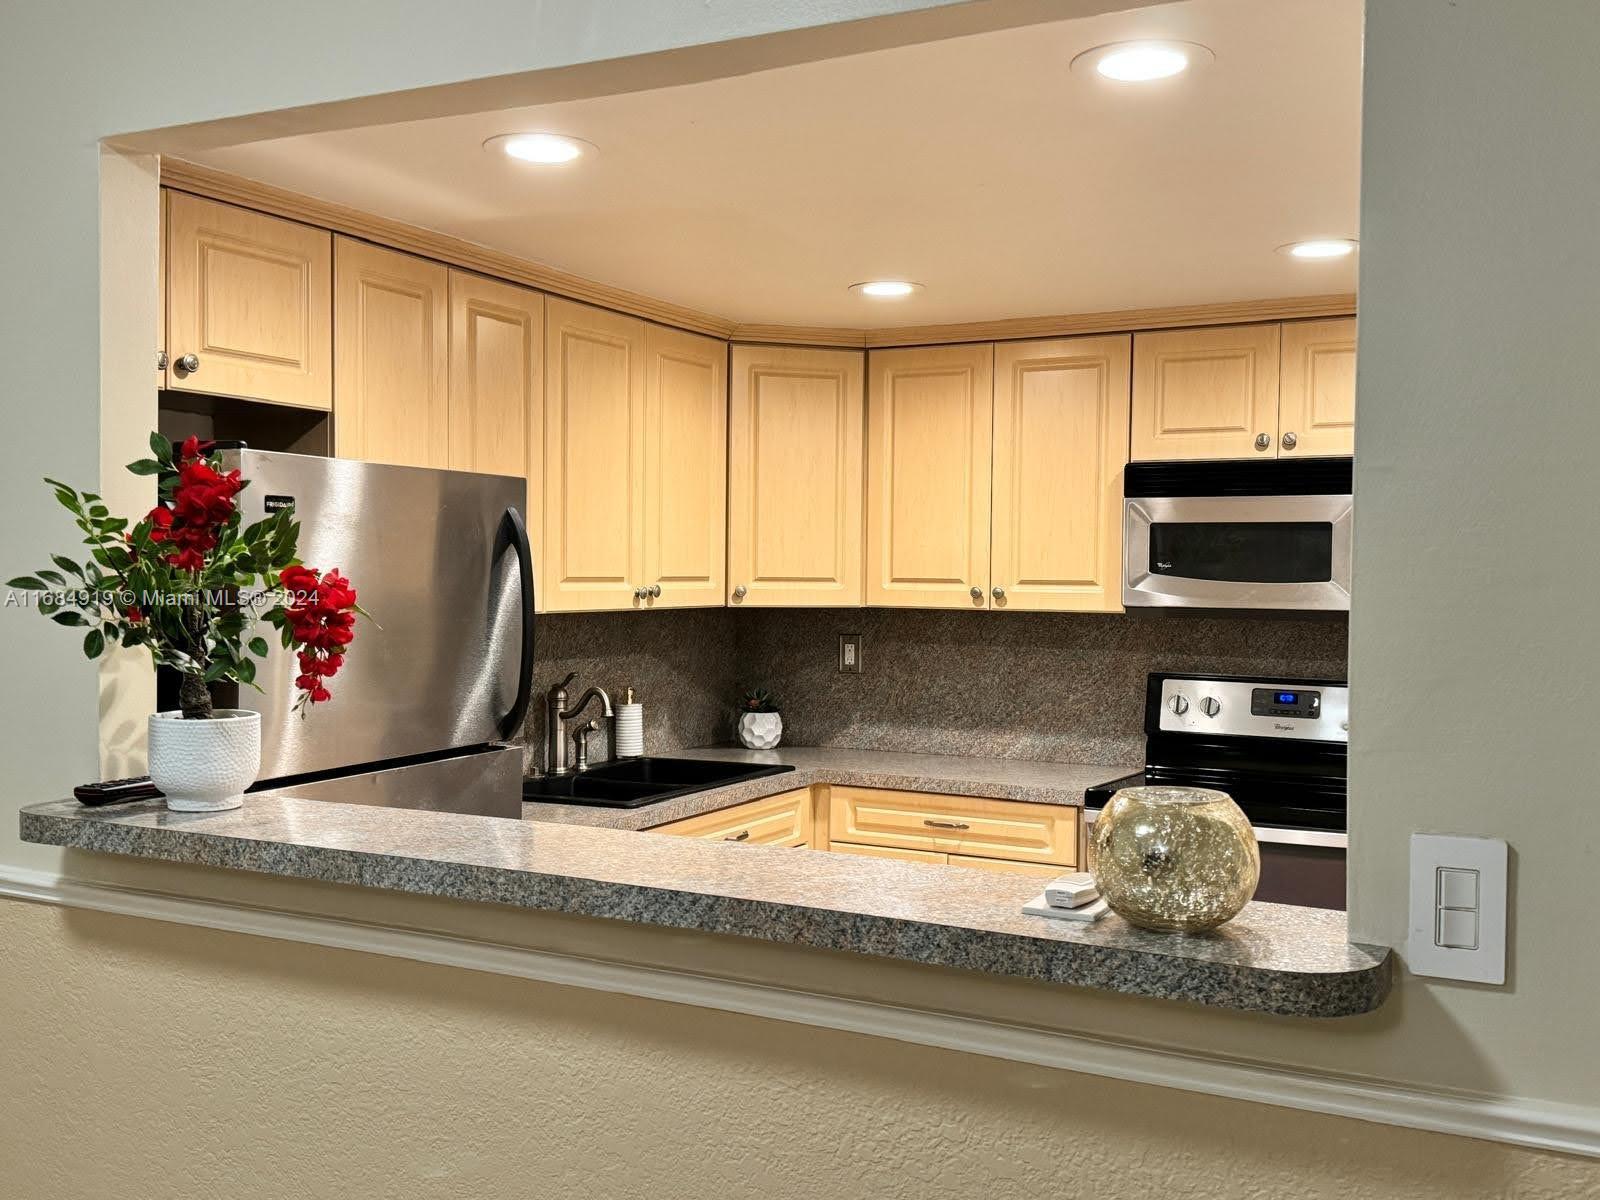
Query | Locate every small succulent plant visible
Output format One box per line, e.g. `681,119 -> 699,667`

738,688 -> 780,714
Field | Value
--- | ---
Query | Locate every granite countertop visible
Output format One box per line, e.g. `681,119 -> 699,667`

21,787 -> 1391,1019
523,746 -> 1138,830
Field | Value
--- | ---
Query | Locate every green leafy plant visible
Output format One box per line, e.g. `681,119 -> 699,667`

738,688 -> 781,714
8,433 -> 362,720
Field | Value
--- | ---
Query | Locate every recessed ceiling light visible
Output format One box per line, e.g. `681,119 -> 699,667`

483,132 -> 593,165
849,280 -> 920,298
1279,239 -> 1359,260
1071,40 -> 1214,83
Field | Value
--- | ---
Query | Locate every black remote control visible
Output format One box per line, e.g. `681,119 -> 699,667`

73,776 -> 163,806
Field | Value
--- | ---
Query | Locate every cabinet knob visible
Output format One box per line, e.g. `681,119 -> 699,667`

174,353 -> 200,376
732,585 -> 747,602
156,350 -> 169,371
1281,431 -> 1298,450
1254,432 -> 1271,451
647,583 -> 662,598
991,586 -> 1006,602
633,586 -> 646,601
970,586 -> 984,602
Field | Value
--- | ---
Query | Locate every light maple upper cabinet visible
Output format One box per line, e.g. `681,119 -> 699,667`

642,324 -> 727,609
1131,323 -> 1282,461
542,297 -> 646,612
333,238 -> 449,468
1278,317 -> 1357,458
991,335 -> 1131,613
866,344 -> 994,609
447,270 -> 542,481
166,192 -> 332,410
728,345 -> 865,608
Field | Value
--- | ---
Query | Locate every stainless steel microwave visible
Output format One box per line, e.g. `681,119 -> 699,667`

1122,459 -> 1353,611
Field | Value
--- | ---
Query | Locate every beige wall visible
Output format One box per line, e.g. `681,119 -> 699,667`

3,898 -> 1595,1200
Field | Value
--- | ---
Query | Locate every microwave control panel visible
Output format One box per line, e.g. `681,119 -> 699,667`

1159,678 -> 1348,743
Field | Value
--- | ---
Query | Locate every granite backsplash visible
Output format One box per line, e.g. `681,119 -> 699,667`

732,608 -> 1348,766
529,606 -> 1347,772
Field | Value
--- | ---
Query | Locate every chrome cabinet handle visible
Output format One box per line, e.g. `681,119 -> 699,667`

647,584 -> 662,598
969,586 -> 983,602
156,350 -> 169,371
633,586 -> 646,601
732,585 -> 747,602
174,353 -> 200,376
991,586 -> 1006,601
1281,431 -> 1298,450
724,830 -> 750,842
1254,432 -> 1271,451
923,819 -> 970,831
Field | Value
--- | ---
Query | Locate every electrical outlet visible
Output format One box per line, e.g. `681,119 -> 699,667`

839,634 -> 863,674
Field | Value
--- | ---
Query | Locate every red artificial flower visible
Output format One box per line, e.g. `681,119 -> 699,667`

280,562 -> 359,712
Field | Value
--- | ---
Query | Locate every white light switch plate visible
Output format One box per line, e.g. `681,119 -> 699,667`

1407,833 -> 1508,984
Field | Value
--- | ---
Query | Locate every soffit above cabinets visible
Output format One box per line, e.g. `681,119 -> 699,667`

181,0 -> 1361,331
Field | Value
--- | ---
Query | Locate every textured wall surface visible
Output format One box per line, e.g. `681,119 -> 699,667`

527,610 -> 739,768
734,609 -> 1348,764
3,898 -> 1594,1200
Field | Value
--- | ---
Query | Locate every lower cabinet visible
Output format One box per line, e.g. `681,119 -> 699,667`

650,788 -> 813,847
653,784 -> 1078,874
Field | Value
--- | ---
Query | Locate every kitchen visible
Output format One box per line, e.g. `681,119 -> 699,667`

24,0 -> 1362,928
12,0 -> 1600,1194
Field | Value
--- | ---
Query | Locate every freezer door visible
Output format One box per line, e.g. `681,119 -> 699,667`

223,450 -> 532,780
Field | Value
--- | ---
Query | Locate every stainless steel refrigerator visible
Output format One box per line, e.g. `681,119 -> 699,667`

211,449 -> 533,819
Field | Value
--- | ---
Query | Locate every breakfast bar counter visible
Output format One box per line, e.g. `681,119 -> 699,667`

21,774 -> 1391,1019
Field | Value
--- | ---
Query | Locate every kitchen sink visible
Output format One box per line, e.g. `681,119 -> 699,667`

521,757 -> 795,809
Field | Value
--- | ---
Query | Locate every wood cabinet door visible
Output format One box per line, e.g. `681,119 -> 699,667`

991,335 -> 1130,613
828,787 -> 1078,867
447,270 -> 542,480
542,297 -> 645,612
727,346 -> 865,608
333,238 -> 448,467
865,344 -> 993,608
830,842 -> 947,865
642,325 -> 727,609
166,192 -> 332,410
1131,323 -> 1281,461
1278,317 -> 1357,458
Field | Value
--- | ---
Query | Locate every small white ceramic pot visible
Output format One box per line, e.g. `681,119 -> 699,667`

737,710 -> 783,750
147,709 -> 261,812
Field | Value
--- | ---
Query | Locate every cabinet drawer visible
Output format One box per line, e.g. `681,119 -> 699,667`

829,841 -> 946,865
651,788 -> 812,847
829,787 -> 1077,866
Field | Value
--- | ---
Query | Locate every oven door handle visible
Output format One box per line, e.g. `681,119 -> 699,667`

1082,807 -> 1346,850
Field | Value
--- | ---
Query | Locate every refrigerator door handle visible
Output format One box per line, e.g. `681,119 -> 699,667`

497,507 -> 536,740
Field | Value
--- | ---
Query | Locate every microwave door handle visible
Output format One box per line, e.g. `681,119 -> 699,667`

496,507 -> 536,740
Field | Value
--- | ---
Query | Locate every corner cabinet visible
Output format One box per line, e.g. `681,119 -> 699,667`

1131,318 -> 1356,461
542,298 -> 727,612
991,336 -> 1130,612
865,344 -> 994,609
332,238 -> 449,468
165,192 -> 333,410
727,346 -> 865,608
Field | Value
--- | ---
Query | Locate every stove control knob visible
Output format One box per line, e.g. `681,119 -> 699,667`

1200,696 -> 1222,718
1168,695 -> 1190,716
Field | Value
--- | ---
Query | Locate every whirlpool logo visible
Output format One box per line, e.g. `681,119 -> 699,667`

1274,722 -> 1296,732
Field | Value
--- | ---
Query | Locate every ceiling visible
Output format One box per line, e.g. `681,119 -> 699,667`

188,0 -> 1362,330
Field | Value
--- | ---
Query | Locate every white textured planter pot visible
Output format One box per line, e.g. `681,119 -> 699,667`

737,711 -> 783,750
148,709 -> 261,812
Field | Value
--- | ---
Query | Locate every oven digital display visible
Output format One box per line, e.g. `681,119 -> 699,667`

1251,688 -> 1321,718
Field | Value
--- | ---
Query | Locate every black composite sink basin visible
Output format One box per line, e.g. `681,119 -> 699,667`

522,757 -> 794,809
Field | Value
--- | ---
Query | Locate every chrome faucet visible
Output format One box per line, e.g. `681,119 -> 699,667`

545,672 -> 613,776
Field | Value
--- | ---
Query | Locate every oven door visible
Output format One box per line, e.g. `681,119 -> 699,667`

1123,493 -> 1353,610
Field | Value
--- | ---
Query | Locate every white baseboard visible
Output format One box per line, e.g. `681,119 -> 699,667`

4,864 -> 1596,1159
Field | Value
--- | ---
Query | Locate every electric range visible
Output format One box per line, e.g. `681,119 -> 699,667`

1085,672 -> 1349,910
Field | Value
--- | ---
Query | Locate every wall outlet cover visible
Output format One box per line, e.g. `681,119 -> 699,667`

838,634 -> 862,674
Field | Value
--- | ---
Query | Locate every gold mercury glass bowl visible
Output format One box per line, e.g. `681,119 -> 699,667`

1087,786 -> 1261,933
